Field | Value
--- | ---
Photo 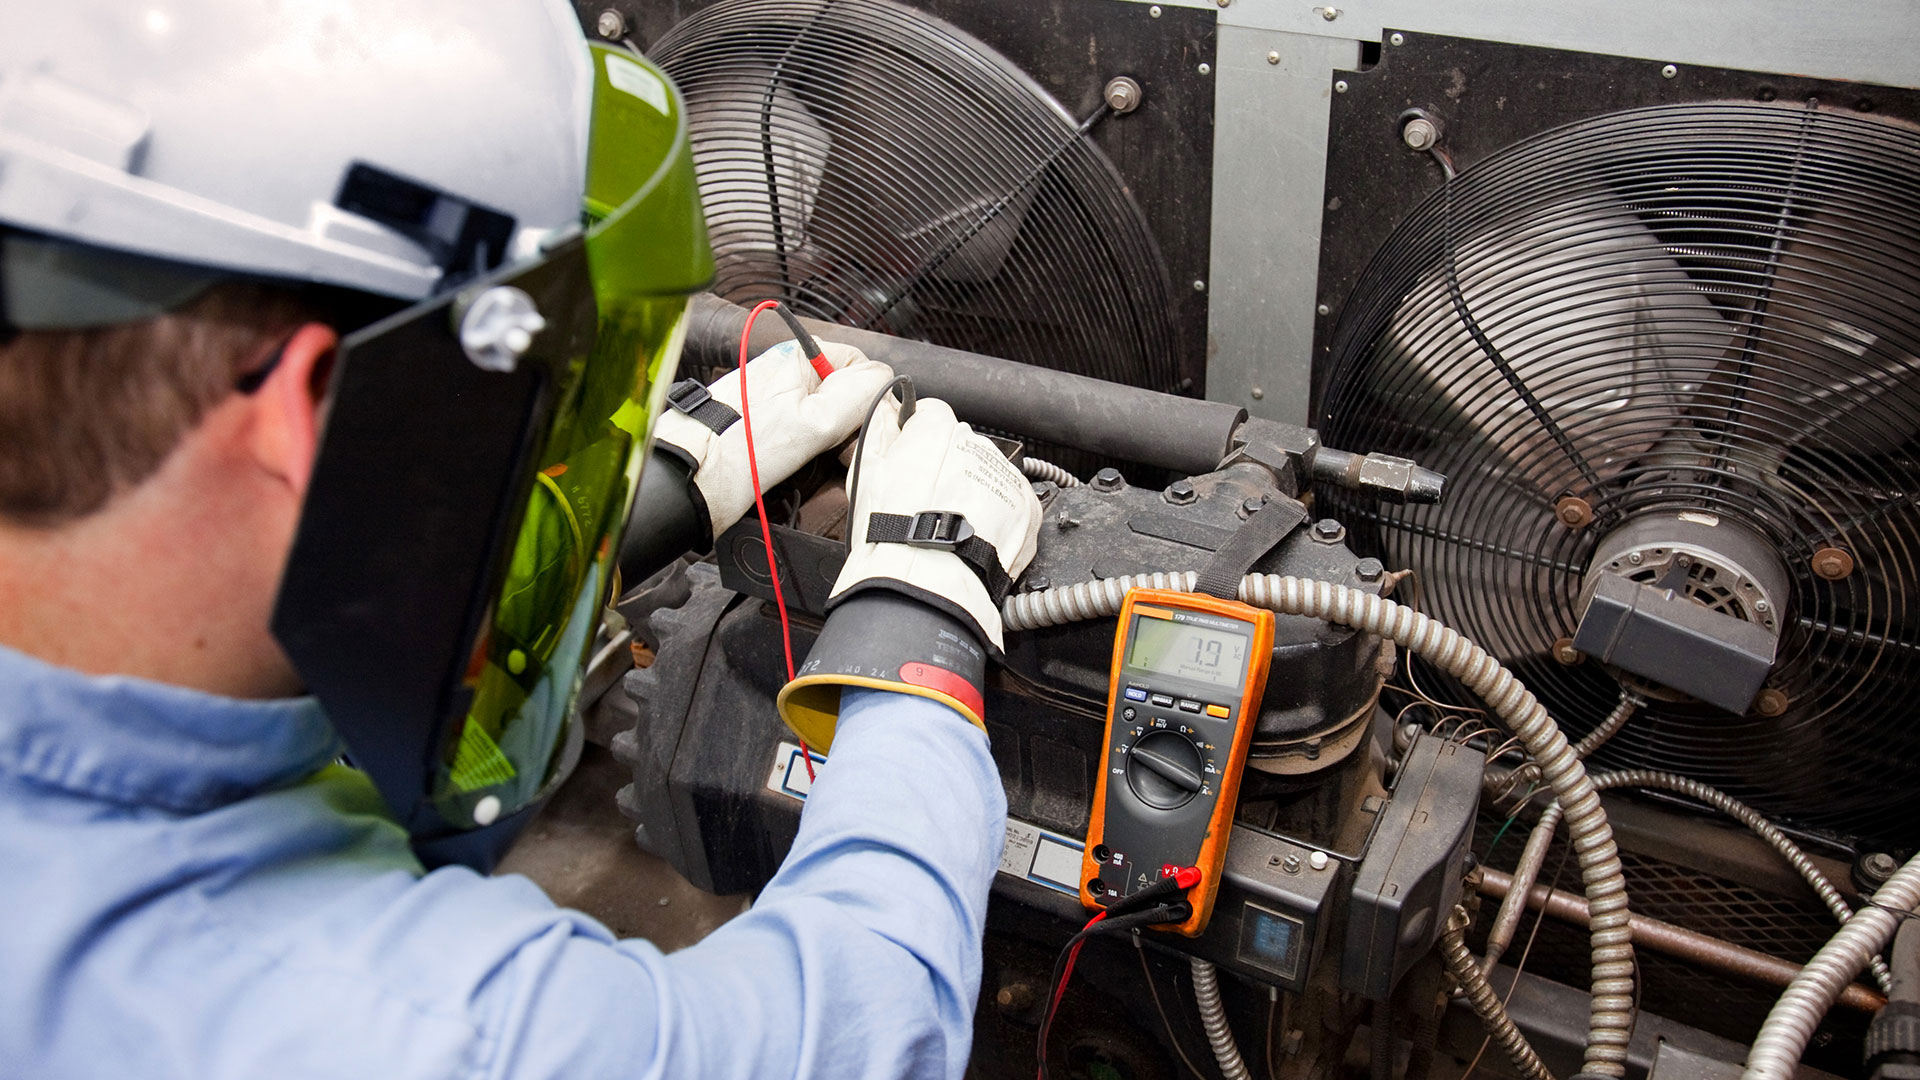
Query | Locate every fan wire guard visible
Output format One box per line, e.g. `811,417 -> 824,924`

650,0 -> 1181,395
1318,102 -> 1920,845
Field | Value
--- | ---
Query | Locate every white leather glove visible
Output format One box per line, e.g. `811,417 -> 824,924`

653,339 -> 895,541
776,397 -> 1043,751
832,397 -> 1043,651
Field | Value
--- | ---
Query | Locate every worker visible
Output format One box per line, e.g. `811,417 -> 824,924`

0,1 -> 1043,1077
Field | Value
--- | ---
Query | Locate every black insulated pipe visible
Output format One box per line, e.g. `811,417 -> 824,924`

684,294 -> 1247,476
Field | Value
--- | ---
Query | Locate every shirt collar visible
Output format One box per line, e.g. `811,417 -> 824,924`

0,644 -> 342,813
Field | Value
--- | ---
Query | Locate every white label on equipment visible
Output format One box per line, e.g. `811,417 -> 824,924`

767,742 -> 1084,894
604,53 -> 668,114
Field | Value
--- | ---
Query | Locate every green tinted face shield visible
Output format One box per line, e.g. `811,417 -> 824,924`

273,46 -> 714,870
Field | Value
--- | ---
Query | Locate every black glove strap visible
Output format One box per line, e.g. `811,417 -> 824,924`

866,511 -> 1011,605
665,378 -> 740,435
1193,498 -> 1308,600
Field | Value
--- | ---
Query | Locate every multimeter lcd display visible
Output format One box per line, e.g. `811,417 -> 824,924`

1126,616 -> 1250,688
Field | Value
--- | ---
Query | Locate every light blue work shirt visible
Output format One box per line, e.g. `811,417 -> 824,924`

0,643 -> 1006,1079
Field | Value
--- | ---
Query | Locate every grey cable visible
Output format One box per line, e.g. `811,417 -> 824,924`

1005,573 -> 1636,1077
1743,854 -> 1920,1080
1440,907 -> 1555,1080
1020,456 -> 1083,487
1506,768 -> 1894,995
1190,958 -> 1253,1080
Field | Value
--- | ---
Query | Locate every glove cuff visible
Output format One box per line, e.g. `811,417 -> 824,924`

777,591 -> 988,753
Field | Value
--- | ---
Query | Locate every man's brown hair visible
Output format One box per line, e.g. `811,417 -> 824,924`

0,284 -> 321,528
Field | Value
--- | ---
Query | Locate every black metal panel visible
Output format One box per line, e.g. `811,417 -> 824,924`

1309,29 -> 1920,411
574,0 -> 1216,394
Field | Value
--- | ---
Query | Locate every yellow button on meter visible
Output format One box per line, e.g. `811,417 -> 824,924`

1205,704 -> 1230,718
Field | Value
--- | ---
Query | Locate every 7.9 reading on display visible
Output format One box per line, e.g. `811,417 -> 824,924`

1127,617 -> 1251,689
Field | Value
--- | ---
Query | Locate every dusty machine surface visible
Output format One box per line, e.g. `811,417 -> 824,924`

554,2 -> 1920,1078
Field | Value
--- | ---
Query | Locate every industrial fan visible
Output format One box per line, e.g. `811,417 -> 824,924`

1317,102 -> 1920,846
648,0 -> 1183,392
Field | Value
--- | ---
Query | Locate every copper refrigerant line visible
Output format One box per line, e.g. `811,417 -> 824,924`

1475,867 -> 1887,1014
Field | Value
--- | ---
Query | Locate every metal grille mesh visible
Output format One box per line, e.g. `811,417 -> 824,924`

1319,103 -> 1920,843
649,0 -> 1181,392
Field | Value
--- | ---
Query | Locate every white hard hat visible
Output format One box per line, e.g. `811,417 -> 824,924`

0,0 -> 593,323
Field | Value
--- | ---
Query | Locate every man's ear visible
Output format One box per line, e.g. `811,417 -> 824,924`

248,321 -> 338,498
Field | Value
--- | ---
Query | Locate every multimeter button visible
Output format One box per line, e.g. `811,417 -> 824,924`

1206,704 -> 1230,718
1122,707 -> 1137,721
1178,699 -> 1202,713
1150,693 -> 1174,707
1127,731 -> 1206,809
1124,687 -> 1148,702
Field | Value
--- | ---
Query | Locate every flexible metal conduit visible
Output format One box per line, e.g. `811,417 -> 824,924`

1744,854 -> 1920,1080
1440,907 -> 1555,1080
1189,958 -> 1252,1080
1020,457 -> 1082,488
1506,769 -> 1893,994
1004,573 -> 1637,1078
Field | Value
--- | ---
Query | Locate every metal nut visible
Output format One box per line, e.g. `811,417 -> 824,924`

1103,76 -> 1144,114
595,8 -> 627,39
1552,637 -> 1584,666
1753,688 -> 1789,717
1861,851 -> 1900,887
1811,546 -> 1854,581
1555,495 -> 1594,529
1092,466 -> 1126,492
1311,518 -> 1345,543
1355,557 -> 1384,583
1164,479 -> 1198,505
1401,117 -> 1439,152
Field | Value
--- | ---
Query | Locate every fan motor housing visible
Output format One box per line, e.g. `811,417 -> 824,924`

1574,512 -> 1789,713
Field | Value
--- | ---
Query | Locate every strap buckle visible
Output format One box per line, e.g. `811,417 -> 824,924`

904,510 -> 975,549
666,378 -> 713,415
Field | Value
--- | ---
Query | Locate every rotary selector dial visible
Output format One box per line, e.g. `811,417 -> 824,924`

1127,730 -> 1206,810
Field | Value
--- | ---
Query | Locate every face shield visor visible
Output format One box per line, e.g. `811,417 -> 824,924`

272,45 -> 714,870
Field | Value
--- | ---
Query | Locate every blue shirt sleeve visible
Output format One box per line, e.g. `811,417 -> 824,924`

473,689 -> 1007,1080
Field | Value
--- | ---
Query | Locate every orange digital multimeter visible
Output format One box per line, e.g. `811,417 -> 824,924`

1079,588 -> 1275,936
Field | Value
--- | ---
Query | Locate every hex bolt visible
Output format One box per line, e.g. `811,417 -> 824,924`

1861,851 -> 1900,889
1103,76 -> 1144,115
595,8 -> 627,39
1281,855 -> 1302,874
1092,466 -> 1126,492
1401,117 -> 1439,152
1268,50 -> 1281,64
1241,496 -> 1266,517
1057,513 -> 1081,531
1031,479 -> 1058,506
1334,79 -> 1349,94
1025,574 -> 1051,593
1355,557 -> 1384,582
1389,32 -> 1406,46
1308,851 -> 1330,871
1753,688 -> 1789,717
1627,551 -> 1644,566
1753,599 -> 1770,614
1811,546 -> 1855,581
1312,518 -> 1345,543
1164,479 -> 1198,505
1662,64 -> 1679,79
1555,495 -> 1594,529
1552,637 -> 1584,666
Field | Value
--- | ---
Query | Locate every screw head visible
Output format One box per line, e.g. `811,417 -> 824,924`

1389,32 -> 1405,46
1149,4 -> 1162,15
1312,518 -> 1344,542
1317,303 -> 1331,316
1662,64 -> 1679,79
1216,0 -> 1230,7
1197,62 -> 1211,76
1627,551 -> 1644,566
1025,573 -> 1050,593
1753,599 -> 1770,613
1753,688 -> 1789,717
1103,76 -> 1143,114
1862,851 -> 1900,885
1552,637 -> 1584,666
1555,495 -> 1594,529
1250,387 -> 1264,400
1268,50 -> 1282,65
1811,546 -> 1854,581
1356,557 -> 1384,582
595,8 -> 627,39
1281,855 -> 1302,874
1193,279 -> 1207,292
1334,79 -> 1349,94
1320,6 -> 1339,20
1092,466 -> 1126,492
1165,479 -> 1198,505
1401,117 -> 1439,152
